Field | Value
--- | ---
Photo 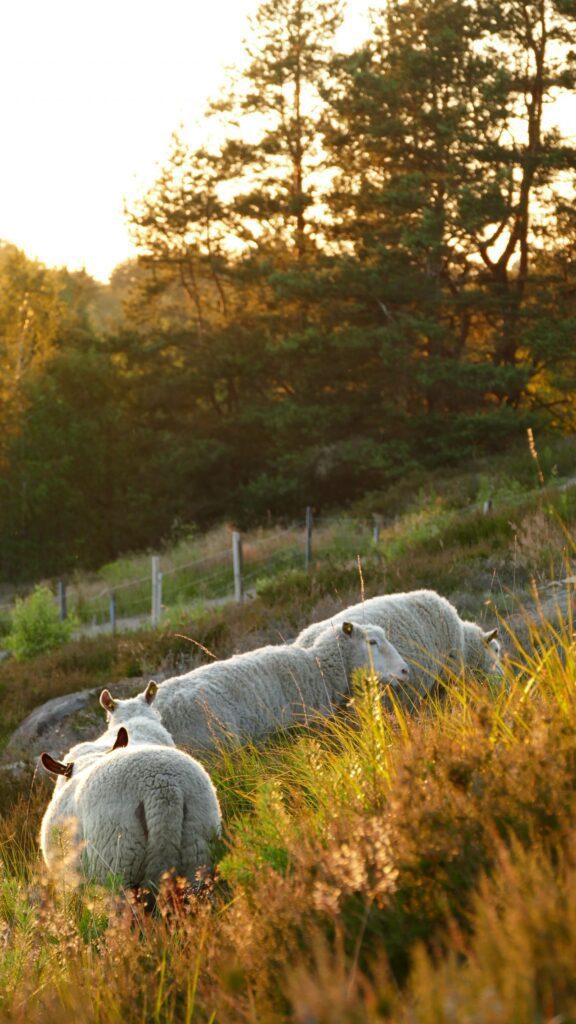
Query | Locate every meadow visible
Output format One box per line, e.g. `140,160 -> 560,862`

0,440 -> 576,1022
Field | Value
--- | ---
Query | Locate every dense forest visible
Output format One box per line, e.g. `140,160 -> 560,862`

1,0 -> 576,582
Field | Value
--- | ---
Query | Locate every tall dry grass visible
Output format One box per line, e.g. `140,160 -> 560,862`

0,604 -> 576,1020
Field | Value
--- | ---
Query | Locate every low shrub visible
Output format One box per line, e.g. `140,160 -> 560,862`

4,586 -> 75,662
255,557 -> 384,612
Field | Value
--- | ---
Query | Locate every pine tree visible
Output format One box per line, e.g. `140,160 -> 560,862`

213,0 -> 345,263
312,0 -> 576,459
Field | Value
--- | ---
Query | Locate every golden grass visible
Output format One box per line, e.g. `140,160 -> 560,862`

0,606 -> 576,1021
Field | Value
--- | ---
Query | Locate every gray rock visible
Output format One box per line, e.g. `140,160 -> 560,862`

500,584 -> 574,655
2,675 -> 164,763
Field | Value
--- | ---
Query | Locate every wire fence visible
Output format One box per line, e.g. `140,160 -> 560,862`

0,510 -> 383,639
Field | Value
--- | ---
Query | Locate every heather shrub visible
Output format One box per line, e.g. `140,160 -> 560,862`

1,597 -> 576,1021
397,841 -> 576,1023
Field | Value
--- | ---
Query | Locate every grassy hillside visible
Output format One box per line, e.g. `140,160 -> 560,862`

0,435 -> 575,1021
1,618 -> 576,1021
2,432 -> 575,635
1,434 -> 575,752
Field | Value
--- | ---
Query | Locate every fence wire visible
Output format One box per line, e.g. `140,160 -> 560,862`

0,512 -> 375,639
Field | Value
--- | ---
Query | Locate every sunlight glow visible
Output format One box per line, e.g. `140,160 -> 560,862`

0,0 -> 371,282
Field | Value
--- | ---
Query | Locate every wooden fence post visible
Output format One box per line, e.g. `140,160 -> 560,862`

151,556 -> 160,625
57,579 -> 67,621
232,531 -> 244,602
305,506 -> 313,571
109,592 -> 117,634
156,571 -> 163,622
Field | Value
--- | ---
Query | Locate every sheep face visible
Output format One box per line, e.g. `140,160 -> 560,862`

482,629 -> 503,676
340,622 -> 410,685
462,623 -> 502,678
99,681 -> 162,726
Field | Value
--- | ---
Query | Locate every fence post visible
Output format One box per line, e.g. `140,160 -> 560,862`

305,506 -> 313,571
57,579 -> 67,621
156,571 -> 163,622
151,556 -> 160,626
232,531 -> 244,602
109,592 -> 117,634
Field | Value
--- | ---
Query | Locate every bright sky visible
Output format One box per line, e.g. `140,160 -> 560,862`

0,0 -> 370,282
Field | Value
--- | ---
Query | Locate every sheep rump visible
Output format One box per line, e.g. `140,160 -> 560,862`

39,694 -> 221,888
40,745 -> 220,887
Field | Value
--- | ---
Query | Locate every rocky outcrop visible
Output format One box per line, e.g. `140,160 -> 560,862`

501,583 -> 574,655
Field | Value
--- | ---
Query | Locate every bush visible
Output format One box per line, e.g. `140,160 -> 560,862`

5,585 -> 75,661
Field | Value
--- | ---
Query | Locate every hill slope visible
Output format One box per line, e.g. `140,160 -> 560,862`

0,438 -> 575,1021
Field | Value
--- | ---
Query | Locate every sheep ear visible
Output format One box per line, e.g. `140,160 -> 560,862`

483,628 -> 498,644
40,753 -> 74,778
341,621 -> 354,637
144,681 -> 158,705
111,726 -> 128,751
100,689 -> 116,712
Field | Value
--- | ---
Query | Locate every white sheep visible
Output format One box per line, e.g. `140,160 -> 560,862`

99,621 -> 410,752
294,589 -> 501,700
39,683 -> 221,888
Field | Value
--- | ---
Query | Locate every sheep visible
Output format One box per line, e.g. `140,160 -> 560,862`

294,589 -> 501,700
98,621 -> 411,752
39,684 -> 221,888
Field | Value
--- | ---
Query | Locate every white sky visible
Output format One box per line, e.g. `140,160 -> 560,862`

0,0 -> 371,282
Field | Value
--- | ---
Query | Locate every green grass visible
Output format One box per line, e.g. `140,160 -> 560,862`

1,433 -> 574,633
1,612 -> 576,1021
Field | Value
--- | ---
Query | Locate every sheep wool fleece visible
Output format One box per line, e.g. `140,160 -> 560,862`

106,622 -> 409,753
39,701 -> 221,888
40,745 -> 220,886
295,589 -> 499,698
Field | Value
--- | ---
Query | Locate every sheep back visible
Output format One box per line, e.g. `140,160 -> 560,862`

151,621 -> 402,750
295,589 -> 471,697
154,636 -> 352,751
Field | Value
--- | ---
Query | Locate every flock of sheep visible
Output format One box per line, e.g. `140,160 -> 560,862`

39,588 -> 502,891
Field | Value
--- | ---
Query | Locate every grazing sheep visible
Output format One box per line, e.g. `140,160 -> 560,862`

462,620 -> 501,676
294,589 -> 501,700
99,622 -> 410,752
39,686 -> 221,888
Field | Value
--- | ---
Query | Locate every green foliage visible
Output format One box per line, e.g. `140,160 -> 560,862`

2,1 -> 576,578
255,556 -> 383,615
5,585 -> 74,661
0,610 -> 10,640
255,566 -> 311,603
